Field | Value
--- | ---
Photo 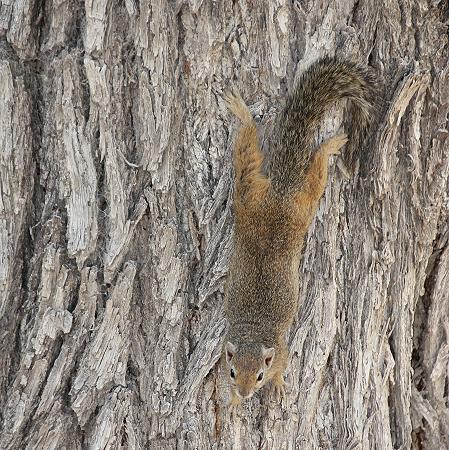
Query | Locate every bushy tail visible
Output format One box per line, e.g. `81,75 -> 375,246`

269,57 -> 379,195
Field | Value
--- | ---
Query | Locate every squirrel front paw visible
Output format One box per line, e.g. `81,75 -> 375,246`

229,390 -> 242,407
228,390 -> 242,415
270,374 -> 289,402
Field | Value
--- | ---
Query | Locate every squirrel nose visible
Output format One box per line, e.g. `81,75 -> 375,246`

238,389 -> 253,399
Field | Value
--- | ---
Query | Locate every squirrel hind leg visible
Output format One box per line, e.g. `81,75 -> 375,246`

224,89 -> 253,124
291,133 -> 347,218
227,92 -> 270,206
234,127 -> 270,206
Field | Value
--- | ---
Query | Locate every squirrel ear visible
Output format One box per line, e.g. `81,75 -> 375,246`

262,346 -> 275,369
225,341 -> 236,364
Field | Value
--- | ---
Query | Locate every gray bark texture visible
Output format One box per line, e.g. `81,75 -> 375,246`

0,0 -> 448,449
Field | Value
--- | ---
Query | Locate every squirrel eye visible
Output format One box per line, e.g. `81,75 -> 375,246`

257,372 -> 264,382
230,368 -> 236,379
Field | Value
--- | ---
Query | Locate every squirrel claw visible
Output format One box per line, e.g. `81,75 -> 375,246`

228,390 -> 241,411
224,89 -> 252,124
319,133 -> 348,157
228,403 -> 237,415
328,133 -> 348,155
224,89 -> 242,110
274,384 -> 285,401
271,378 -> 289,402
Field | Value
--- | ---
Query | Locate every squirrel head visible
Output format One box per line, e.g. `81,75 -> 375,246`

224,341 -> 275,401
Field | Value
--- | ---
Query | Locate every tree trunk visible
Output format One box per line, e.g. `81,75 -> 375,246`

0,1 -> 448,449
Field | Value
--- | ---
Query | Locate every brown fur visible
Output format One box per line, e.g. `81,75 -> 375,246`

225,90 -> 270,209
223,58 -> 377,405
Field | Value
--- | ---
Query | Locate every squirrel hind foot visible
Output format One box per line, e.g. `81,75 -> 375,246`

224,89 -> 253,124
319,133 -> 348,157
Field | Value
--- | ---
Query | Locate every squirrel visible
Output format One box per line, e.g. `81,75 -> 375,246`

223,57 -> 377,406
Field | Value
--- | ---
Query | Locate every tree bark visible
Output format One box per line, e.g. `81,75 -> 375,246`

0,1 -> 448,449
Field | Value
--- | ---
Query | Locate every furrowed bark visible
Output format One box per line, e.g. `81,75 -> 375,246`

0,1 -> 448,449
